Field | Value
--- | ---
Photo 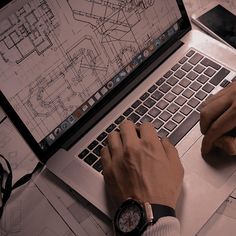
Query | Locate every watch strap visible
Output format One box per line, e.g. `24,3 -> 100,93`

151,204 -> 176,223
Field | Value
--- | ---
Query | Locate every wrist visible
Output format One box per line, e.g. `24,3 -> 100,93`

113,198 -> 176,236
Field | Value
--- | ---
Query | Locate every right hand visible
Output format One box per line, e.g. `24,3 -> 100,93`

101,120 -> 184,209
200,82 -> 236,156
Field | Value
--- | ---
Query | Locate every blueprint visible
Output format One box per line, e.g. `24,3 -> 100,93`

0,0 -> 181,143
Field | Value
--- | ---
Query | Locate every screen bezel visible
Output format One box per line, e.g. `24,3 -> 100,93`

0,0 -> 191,163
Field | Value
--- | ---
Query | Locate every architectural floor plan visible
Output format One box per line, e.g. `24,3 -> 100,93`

0,0 -> 181,142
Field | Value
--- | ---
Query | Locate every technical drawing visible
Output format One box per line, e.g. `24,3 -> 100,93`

9,35 -> 108,141
1,0 -> 182,142
0,0 -> 59,64
67,0 -> 155,70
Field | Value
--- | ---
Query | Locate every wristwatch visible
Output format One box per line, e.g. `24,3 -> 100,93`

114,198 -> 176,236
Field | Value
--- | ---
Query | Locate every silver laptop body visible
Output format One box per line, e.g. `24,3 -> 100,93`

1,1 -> 236,235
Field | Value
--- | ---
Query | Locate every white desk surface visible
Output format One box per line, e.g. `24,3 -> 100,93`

1,1 -> 236,235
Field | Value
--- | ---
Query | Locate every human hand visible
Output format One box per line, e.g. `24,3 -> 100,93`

101,120 -> 184,209
200,82 -> 236,155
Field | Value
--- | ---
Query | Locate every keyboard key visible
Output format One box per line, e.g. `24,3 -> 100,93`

102,139 -> 108,146
204,67 -> 216,77
156,77 -> 165,86
93,159 -> 103,172
93,145 -> 103,156
169,111 -> 200,145
179,56 -> 188,64
143,98 -> 156,108
175,96 -> 187,106
232,76 -> 236,82
140,92 -> 150,101
190,81 -> 201,91
123,108 -> 133,116
136,105 -> 148,116
202,83 -> 214,93
153,118 -> 164,129
164,92 -> 176,102
167,103 -> 179,114
187,97 -> 200,108
182,88 -> 194,98
165,121 -> 177,131
180,105 -> 192,115
174,69 -> 186,79
159,84 -> 171,93
189,53 -> 203,65
195,90 -> 207,100
88,140 -> 98,150
152,90 -> 164,101
172,113 -> 184,123
156,100 -> 168,109
186,71 -> 198,81
160,111 -> 172,121
164,70 -> 173,78
220,80 -> 230,88
171,63 -> 181,71
194,64 -> 205,74
115,115 -> 125,125
140,115 -> 153,123
148,107 -> 161,118
84,153 -> 98,165
182,63 -> 193,72
158,129 -> 169,138
78,149 -> 89,159
106,124 -> 116,133
128,113 -> 140,123
186,50 -> 195,57
197,74 -> 209,84
148,85 -> 157,93
97,132 -> 107,142
167,76 -> 178,86
209,68 -> 230,86
200,58 -> 221,70
179,78 -> 191,88
172,85 -> 184,95
132,100 -> 142,109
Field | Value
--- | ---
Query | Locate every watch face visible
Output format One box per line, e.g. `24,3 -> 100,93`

117,203 -> 142,233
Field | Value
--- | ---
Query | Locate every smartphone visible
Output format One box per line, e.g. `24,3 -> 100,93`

191,3 -> 236,49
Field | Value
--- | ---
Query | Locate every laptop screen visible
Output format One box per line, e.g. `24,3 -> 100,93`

0,0 -> 190,159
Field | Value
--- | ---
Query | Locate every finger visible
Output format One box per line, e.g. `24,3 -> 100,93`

215,136 -> 236,156
139,122 -> 159,143
106,130 -> 123,156
200,93 -> 231,134
161,137 -> 179,162
119,120 -> 139,145
201,82 -> 235,109
100,146 -> 112,177
201,107 -> 236,154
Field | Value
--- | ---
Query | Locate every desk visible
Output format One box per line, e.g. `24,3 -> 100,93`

1,0 -> 236,235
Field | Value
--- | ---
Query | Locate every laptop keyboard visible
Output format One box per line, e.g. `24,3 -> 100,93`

77,49 -> 233,174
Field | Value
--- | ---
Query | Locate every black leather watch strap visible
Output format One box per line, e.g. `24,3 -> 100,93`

151,204 -> 176,223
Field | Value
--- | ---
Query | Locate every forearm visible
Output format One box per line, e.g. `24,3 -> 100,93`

142,217 -> 180,236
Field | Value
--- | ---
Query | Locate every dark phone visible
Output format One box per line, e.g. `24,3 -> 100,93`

197,5 -> 236,49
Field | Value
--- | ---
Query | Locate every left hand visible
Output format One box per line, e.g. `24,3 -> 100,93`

100,120 -> 184,209
200,82 -> 236,155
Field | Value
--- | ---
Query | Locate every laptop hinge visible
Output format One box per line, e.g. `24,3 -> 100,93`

62,40 -> 184,151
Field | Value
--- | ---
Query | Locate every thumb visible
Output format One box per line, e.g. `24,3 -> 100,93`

214,136 -> 236,156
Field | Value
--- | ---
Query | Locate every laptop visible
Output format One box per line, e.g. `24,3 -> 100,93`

1,0 -> 236,234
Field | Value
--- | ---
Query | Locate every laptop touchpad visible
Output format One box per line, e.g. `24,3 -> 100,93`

182,137 -> 236,188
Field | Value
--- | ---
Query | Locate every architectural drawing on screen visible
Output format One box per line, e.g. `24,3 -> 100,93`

0,0 -> 59,64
